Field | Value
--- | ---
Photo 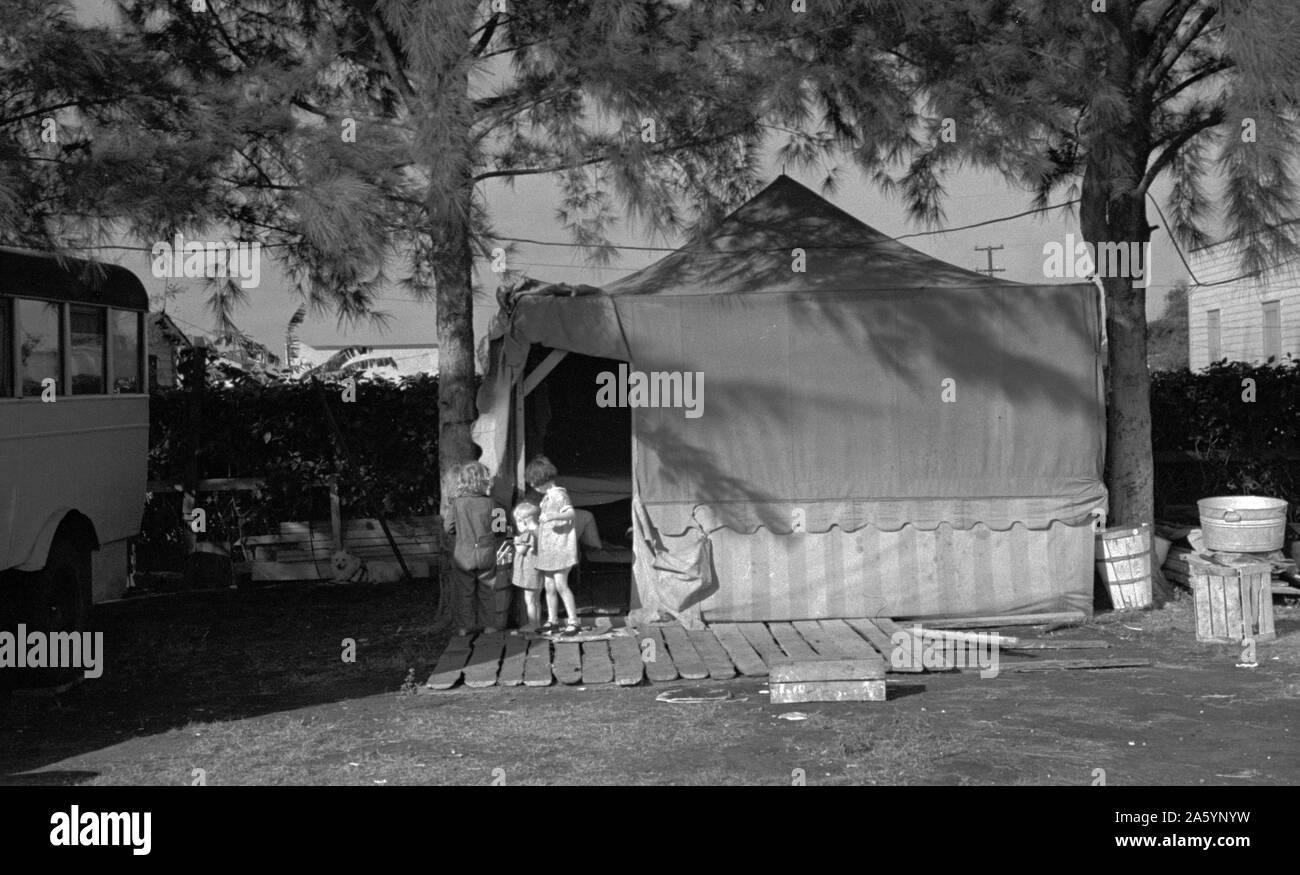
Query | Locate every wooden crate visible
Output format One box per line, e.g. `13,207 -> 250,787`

244,515 -> 442,581
768,656 -> 885,704
1190,560 -> 1276,643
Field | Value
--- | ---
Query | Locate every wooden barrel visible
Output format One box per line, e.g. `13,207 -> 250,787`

1094,524 -> 1153,610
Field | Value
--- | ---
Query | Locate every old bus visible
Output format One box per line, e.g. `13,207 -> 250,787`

0,247 -> 148,639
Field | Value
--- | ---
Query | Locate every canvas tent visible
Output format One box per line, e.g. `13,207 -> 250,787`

474,175 -> 1107,625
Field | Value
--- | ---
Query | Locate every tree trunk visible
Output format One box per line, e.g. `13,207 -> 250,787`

1102,271 -> 1154,527
1081,167 -> 1155,528
433,206 -> 478,513
425,11 -> 480,517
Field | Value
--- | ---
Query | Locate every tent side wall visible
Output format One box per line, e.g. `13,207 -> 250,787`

651,520 -> 1093,621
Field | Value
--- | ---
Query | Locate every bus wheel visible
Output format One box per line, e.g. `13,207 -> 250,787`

20,536 -> 91,686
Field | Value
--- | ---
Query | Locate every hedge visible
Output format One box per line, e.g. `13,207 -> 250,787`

1151,361 -> 1300,521
144,374 -> 440,551
141,359 -> 1300,555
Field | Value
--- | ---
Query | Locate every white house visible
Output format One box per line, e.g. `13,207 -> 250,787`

1187,227 -> 1300,369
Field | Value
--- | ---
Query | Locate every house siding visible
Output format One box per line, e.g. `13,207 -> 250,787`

147,313 -> 190,389
1187,240 -> 1300,368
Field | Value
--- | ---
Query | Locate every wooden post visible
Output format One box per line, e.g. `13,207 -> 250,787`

515,349 -> 567,499
330,479 -> 343,550
182,339 -> 207,554
514,382 -> 526,499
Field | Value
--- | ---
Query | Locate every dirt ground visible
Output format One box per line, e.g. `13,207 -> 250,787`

2,580 -> 1297,786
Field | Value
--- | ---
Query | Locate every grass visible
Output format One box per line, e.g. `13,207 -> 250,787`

3,580 -> 1298,785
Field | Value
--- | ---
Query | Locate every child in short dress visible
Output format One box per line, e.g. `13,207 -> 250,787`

525,455 -> 580,636
510,501 -> 543,633
443,462 -> 508,636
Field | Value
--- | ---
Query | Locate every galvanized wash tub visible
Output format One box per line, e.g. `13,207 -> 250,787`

1197,496 -> 1288,553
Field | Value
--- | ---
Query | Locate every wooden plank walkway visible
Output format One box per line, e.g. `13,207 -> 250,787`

552,641 -> 583,685
425,617 -> 963,690
638,626 -> 679,683
660,624 -> 709,679
580,641 -> 615,685
609,635 -> 645,686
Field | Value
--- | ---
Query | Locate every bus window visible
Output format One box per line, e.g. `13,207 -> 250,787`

70,305 -> 107,395
111,309 -> 142,393
18,298 -> 62,396
0,297 -> 11,396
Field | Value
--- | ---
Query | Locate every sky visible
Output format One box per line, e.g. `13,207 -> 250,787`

127,164 -> 1190,356
71,0 -> 1194,357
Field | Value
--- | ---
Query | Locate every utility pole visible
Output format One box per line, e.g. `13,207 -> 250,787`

974,244 -> 1006,277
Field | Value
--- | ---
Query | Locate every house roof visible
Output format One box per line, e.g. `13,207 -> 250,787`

149,311 -> 193,347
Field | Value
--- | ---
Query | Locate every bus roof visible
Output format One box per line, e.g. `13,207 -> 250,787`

0,247 -> 148,311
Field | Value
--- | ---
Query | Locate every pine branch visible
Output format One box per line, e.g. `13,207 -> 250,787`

1153,57 -> 1234,105
344,0 -> 419,109
1138,106 -> 1223,194
1147,3 -> 1218,93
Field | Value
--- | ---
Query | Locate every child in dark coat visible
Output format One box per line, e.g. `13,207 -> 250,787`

444,462 -> 508,636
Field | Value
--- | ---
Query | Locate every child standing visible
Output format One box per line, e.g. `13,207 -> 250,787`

444,462 -> 508,636
525,455 -> 580,636
510,501 -> 543,633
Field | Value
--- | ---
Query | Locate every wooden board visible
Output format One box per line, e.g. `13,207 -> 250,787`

463,633 -> 507,688
580,640 -> 615,685
816,619 -> 882,659
766,622 -> 820,661
523,638 -> 552,687
791,620 -> 843,656
551,641 -> 583,685
660,624 -> 709,680
250,559 -> 431,581
608,634 -> 645,686
770,679 -> 886,704
769,656 -> 885,683
249,561 -> 327,581
637,627 -> 679,683
874,616 -> 957,671
688,629 -> 737,680
425,634 -> 474,690
1004,639 -> 1110,651
496,635 -> 528,687
909,611 -> 1087,629
734,622 -> 787,668
844,618 -> 918,672
913,627 -> 1018,647
994,657 -> 1152,673
709,624 -> 769,677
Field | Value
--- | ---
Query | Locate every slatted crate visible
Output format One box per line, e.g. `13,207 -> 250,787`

1189,559 -> 1276,644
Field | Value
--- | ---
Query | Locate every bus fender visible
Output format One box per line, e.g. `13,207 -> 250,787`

14,510 -> 99,572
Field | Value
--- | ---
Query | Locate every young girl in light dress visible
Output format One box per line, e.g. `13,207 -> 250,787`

525,455 -> 580,636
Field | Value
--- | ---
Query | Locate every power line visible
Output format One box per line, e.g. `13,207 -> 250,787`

1146,192 -> 1300,291
490,198 -> 1082,255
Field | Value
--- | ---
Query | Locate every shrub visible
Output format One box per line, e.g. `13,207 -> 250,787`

146,375 -> 440,540
1151,361 -> 1300,520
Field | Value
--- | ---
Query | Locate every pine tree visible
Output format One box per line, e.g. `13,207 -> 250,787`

819,0 -> 1300,526
92,0 -> 907,504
